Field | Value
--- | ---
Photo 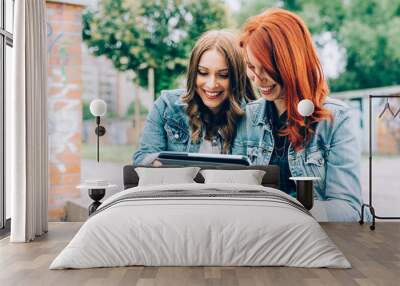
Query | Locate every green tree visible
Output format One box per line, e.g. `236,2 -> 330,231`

82,101 -> 92,121
234,0 -> 277,27
233,0 -> 400,92
284,0 -> 400,91
83,0 -> 229,97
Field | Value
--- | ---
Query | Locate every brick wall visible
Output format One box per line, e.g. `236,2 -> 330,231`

47,2 -> 84,221
375,98 -> 400,155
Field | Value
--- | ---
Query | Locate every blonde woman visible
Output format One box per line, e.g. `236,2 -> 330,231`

133,30 -> 256,165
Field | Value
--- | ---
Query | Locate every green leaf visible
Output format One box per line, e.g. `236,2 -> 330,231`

83,0 -> 229,96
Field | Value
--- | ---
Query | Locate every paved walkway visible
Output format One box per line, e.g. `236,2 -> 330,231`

360,156 -> 400,217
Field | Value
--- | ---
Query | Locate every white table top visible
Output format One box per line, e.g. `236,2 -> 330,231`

76,184 -> 118,189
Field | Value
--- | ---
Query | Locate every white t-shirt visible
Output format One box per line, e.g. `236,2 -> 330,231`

198,137 -> 222,154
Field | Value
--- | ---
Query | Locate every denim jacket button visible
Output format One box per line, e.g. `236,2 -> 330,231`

174,134 -> 179,139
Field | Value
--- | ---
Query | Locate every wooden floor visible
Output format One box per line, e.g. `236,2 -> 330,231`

0,222 -> 399,286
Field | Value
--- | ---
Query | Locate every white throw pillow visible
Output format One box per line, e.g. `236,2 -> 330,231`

135,167 -> 200,186
200,169 -> 266,185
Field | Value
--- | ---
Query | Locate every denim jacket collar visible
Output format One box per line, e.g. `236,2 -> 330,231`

251,99 -> 273,132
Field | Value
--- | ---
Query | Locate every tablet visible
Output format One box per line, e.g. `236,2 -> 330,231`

157,151 -> 251,166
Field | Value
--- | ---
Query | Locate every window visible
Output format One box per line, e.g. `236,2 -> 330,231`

0,0 -> 13,234
5,0 -> 13,33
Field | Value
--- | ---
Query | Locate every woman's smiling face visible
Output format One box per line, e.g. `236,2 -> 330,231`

196,49 -> 230,114
246,46 -> 283,101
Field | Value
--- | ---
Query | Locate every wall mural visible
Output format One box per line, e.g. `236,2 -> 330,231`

47,2 -> 83,220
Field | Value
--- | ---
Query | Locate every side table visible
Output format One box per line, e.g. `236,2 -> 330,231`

289,176 -> 320,210
77,182 -> 117,215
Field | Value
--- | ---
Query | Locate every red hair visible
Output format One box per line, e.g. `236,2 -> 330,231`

240,8 -> 332,150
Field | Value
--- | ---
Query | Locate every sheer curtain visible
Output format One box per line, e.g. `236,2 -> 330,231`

7,0 -> 48,242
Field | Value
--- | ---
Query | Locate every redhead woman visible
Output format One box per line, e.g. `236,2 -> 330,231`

133,30 -> 255,165
239,8 -> 368,221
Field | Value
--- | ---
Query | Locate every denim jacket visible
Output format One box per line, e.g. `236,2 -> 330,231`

235,97 -> 368,222
133,89 -> 245,165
